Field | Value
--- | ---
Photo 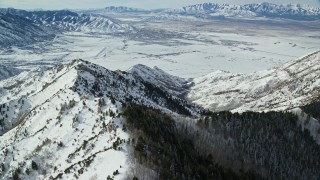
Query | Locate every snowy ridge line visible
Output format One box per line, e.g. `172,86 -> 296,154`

0,58 -> 207,179
282,50 -> 320,70
0,53 -> 320,179
0,12 -> 55,48
0,8 -> 134,33
188,50 -> 320,112
0,8 -> 134,48
73,60 -> 204,115
0,59 -> 203,136
0,64 -> 129,179
0,61 -> 79,136
179,2 -> 320,20
82,3 -> 320,21
128,64 -> 190,97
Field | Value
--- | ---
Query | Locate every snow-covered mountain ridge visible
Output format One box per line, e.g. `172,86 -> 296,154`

0,8 -> 133,48
180,2 -> 320,20
1,50 -> 319,126
188,50 -> 320,112
0,59 -> 204,179
0,51 -> 320,179
0,8 -> 133,33
92,3 -> 320,20
0,60 -> 201,135
0,12 -> 55,48
128,64 -> 190,97
0,60 -> 128,179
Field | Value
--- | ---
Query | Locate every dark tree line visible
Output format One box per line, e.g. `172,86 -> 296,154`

192,111 -> 320,180
123,103 -> 320,180
123,104 -> 260,180
141,81 -> 194,116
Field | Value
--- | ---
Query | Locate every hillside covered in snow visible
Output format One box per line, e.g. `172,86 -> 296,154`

0,12 -> 55,48
0,49 -> 320,179
0,1 -> 320,179
0,59 -> 205,179
188,51 -> 320,112
1,8 -> 133,33
0,8 -> 133,48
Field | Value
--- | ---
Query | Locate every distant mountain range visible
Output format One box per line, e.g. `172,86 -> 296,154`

180,2 -> 320,20
0,8 -> 133,33
99,3 -> 320,20
104,6 -> 146,13
0,8 -> 133,48
1,2 -> 319,48
0,12 -> 55,48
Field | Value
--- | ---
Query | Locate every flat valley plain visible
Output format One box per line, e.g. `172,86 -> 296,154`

1,12 -> 320,78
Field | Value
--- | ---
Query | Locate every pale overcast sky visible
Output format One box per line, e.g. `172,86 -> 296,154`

1,0 -> 320,10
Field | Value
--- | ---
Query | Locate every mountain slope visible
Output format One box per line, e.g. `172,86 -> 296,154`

0,60 -> 202,136
188,50 -> 320,112
1,55 -> 320,179
0,59 -> 204,179
0,12 -> 55,48
0,8 -> 133,33
181,2 -> 320,20
0,61 -> 128,179
128,64 -> 190,97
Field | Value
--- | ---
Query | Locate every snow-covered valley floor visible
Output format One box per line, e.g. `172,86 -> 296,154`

1,18 -> 319,78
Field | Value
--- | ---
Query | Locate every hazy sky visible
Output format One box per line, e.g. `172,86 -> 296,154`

1,0 -> 320,10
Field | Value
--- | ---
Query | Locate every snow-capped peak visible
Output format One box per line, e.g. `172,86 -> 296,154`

180,2 -> 320,20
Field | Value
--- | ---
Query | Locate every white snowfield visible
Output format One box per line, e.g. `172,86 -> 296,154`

3,29 -> 319,79
188,50 -> 320,112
